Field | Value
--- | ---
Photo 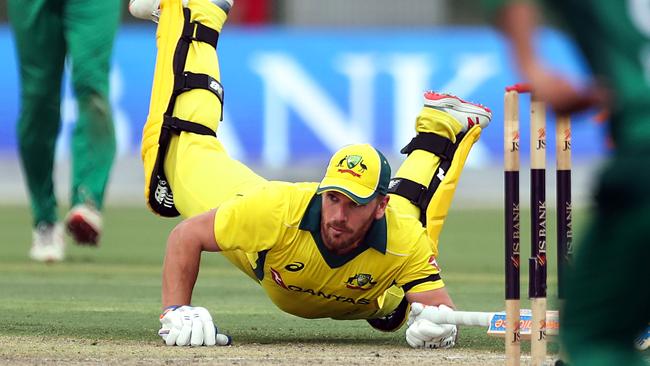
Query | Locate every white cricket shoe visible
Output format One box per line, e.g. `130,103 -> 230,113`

65,204 -> 103,246
423,91 -> 492,133
29,223 -> 65,263
129,0 -> 234,22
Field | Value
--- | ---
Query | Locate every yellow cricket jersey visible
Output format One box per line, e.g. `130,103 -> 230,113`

214,181 -> 445,320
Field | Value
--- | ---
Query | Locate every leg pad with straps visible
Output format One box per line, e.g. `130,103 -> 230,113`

389,132 -> 464,225
425,126 -> 482,247
148,7 -> 224,217
389,127 -> 482,255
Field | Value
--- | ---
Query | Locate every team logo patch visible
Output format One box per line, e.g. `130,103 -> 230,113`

345,273 -> 377,290
270,267 -> 288,289
428,255 -> 441,271
336,155 -> 368,178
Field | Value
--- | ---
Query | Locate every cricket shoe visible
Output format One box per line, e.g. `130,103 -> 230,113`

423,91 -> 492,133
129,0 -> 233,22
366,298 -> 410,332
65,204 -> 102,246
29,222 -> 65,263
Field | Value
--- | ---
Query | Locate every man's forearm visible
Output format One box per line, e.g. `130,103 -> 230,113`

161,223 -> 203,308
161,210 -> 220,309
406,287 -> 455,309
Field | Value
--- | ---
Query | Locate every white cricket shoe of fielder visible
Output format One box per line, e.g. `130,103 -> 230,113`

129,0 -> 234,22
423,91 -> 492,133
65,204 -> 103,246
29,222 -> 65,263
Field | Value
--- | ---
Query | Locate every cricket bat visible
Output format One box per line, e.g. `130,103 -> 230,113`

426,309 -> 559,339
427,310 -> 650,350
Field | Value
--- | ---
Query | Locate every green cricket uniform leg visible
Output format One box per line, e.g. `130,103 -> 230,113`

483,0 -> 650,363
65,0 -> 121,209
8,0 -> 66,226
562,154 -> 650,366
541,2 -> 650,365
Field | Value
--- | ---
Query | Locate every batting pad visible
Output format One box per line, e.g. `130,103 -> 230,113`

390,107 -> 463,220
425,126 -> 482,254
141,0 -> 228,216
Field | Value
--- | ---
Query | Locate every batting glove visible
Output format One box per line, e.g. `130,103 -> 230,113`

405,302 -> 457,349
158,305 -> 232,346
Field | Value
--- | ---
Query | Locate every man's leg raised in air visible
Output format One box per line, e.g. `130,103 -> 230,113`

141,0 -> 265,219
389,92 -> 491,255
139,0 -> 263,280
367,92 -> 491,332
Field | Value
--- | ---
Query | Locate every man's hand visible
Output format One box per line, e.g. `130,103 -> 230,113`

497,2 -> 609,116
523,63 -> 609,115
158,305 -> 232,346
405,302 -> 457,349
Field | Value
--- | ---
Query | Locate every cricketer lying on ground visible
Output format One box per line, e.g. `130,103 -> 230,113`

134,0 -> 491,349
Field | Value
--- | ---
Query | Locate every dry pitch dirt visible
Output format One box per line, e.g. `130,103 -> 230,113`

0,335 -> 536,365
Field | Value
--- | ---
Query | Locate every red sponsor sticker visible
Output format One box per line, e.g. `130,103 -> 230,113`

428,255 -> 441,271
270,267 -> 288,289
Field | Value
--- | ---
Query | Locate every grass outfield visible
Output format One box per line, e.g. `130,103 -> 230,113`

0,205 -> 582,364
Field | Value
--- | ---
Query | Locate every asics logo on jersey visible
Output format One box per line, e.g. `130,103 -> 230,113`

336,155 -> 367,178
345,273 -> 377,290
285,262 -> 305,272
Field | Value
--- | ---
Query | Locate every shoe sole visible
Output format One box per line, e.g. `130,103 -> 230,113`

424,94 -> 492,118
29,249 -> 64,262
29,254 -> 63,263
66,214 -> 100,246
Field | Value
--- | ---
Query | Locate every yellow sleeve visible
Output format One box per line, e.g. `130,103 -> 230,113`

396,233 -> 445,294
214,183 -> 288,253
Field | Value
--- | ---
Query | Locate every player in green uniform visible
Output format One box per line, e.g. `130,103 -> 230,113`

8,0 -> 121,261
485,1 -> 650,365
132,0 -> 492,347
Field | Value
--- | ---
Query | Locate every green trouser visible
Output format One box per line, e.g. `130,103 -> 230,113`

8,0 -> 121,227
562,151 -> 650,366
